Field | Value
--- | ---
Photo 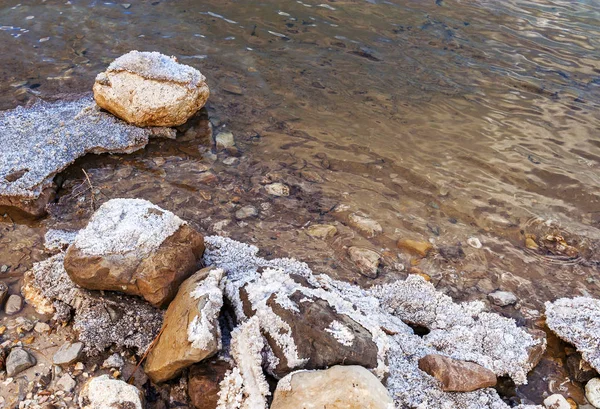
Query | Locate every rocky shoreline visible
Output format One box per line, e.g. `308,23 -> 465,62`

0,51 -> 599,409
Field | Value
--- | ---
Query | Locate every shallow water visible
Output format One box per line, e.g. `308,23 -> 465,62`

0,0 -> 599,405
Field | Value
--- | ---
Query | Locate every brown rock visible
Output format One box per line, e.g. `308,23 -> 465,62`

418,354 -> 497,392
306,224 -> 337,240
64,199 -> 205,308
188,359 -> 231,409
348,246 -> 380,278
145,268 -> 223,383
566,353 -> 598,383
347,213 -> 382,238
397,239 -> 433,257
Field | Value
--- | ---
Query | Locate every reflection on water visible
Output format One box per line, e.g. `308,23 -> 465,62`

1,0 -> 599,404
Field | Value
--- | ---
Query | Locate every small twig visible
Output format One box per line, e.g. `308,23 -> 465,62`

127,325 -> 166,384
81,168 -> 95,211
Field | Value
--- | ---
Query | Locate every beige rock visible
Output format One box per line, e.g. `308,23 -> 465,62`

64,199 -> 205,308
93,51 -> 210,127
347,213 -> 382,237
306,224 -> 337,239
265,183 -> 290,197
79,375 -> 144,409
586,378 -> 600,408
543,394 -> 571,409
348,246 -> 380,278
145,268 -> 223,383
418,354 -> 497,392
271,365 -> 393,409
397,239 -> 433,257
22,270 -> 56,315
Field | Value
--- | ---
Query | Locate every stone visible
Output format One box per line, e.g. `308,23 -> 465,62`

188,359 -> 231,409
4,294 -> 22,315
79,375 -> 144,409
93,51 -> 209,127
145,268 -> 223,383
214,131 -> 236,152
56,373 -> 76,392
53,341 -> 84,366
586,378 -> 600,408
566,353 -> 597,383
418,354 -> 497,392
543,394 -> 571,409
348,246 -> 380,278
265,183 -> 290,197
271,365 -> 394,409
6,347 -> 36,376
306,224 -> 337,239
347,213 -> 382,237
235,205 -> 258,220
64,198 -> 205,307
34,322 -> 51,333
488,291 -> 518,307
0,282 -> 7,307
102,353 -> 124,369
397,239 -> 433,257
0,94 -> 173,216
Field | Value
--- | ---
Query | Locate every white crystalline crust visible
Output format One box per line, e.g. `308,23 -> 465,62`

204,236 -> 543,409
44,229 -> 77,252
72,198 -> 185,257
103,50 -> 205,88
0,95 -> 172,200
325,320 -> 355,347
545,297 -> 600,372
188,268 -> 225,350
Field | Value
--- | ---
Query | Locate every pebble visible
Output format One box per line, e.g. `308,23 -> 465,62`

348,247 -> 380,278
102,353 -> 124,369
222,157 -> 239,166
467,237 -> 482,249
5,294 -> 23,315
265,183 -> 290,197
347,213 -> 382,238
34,322 -> 51,333
0,265 -> 8,273
543,394 -> 571,409
6,348 -> 36,376
397,239 -> 433,257
122,3 -> 131,8
586,378 -> 600,408
235,205 -> 258,220
56,374 -> 76,392
306,224 -> 337,239
53,341 -> 84,366
488,291 -> 517,307
214,131 -> 235,151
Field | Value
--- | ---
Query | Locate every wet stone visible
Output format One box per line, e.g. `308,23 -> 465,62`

347,246 -> 380,278
347,213 -> 382,238
397,239 -> 433,257
235,205 -> 258,220
53,341 -> 84,366
4,294 -> 22,315
265,182 -> 290,197
6,347 -> 36,376
34,322 -> 51,333
214,131 -> 236,152
306,224 -> 337,239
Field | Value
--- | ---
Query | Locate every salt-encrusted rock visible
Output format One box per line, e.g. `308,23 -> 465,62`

543,394 -> 571,409
23,252 -> 162,355
6,347 -> 36,376
0,94 -> 173,216
348,246 -> 380,278
488,290 -> 517,307
145,268 -> 223,383
587,378 -> 600,408
64,198 -> 205,307
546,297 -> 600,373
272,365 -> 394,409
347,213 -> 382,237
79,375 -> 144,409
188,359 -> 231,409
4,294 -> 23,315
93,51 -> 210,127
44,229 -> 77,253
53,341 -> 84,366
418,354 -> 497,392
305,224 -> 337,239
102,353 -> 124,369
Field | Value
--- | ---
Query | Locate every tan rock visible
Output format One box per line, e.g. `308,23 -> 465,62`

93,51 -> 210,127
145,268 -> 223,383
79,375 -> 144,409
418,354 -> 497,392
306,224 -> 337,239
348,246 -> 380,278
347,213 -> 382,237
271,365 -> 393,409
22,270 -> 56,315
397,239 -> 433,257
64,199 -> 205,307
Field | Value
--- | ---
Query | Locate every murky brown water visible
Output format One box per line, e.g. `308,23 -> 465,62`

1,0 -> 600,405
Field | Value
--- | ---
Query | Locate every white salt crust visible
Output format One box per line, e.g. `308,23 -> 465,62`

188,268 -> 225,351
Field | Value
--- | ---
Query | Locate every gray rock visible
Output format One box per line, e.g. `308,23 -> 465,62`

53,341 -> 84,366
6,347 -> 36,376
488,291 -> 517,307
214,131 -> 236,152
5,294 -> 22,315
56,373 -> 76,392
235,205 -> 258,220
102,353 -> 125,369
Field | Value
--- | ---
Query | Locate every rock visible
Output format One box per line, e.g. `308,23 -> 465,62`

0,94 -> 173,216
214,131 -> 236,152
0,282 -> 7,307
566,353 -> 597,383
145,268 -> 223,383
221,82 -> 243,95
543,394 -> 571,409
348,246 -> 380,278
587,378 -> 600,408
418,354 -> 497,392
34,322 -> 51,333
64,198 -> 205,307
56,373 -> 76,392
188,359 -> 231,409
488,291 -> 518,307
306,224 -> 337,239
102,353 -> 124,369
235,205 -> 258,220
347,213 -> 382,237
93,51 -> 209,127
467,237 -> 483,249
397,239 -> 433,257
265,183 -> 290,197
271,365 -> 394,409
79,375 -> 144,409
4,294 -> 22,315
6,347 -> 36,376
53,341 -> 84,366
